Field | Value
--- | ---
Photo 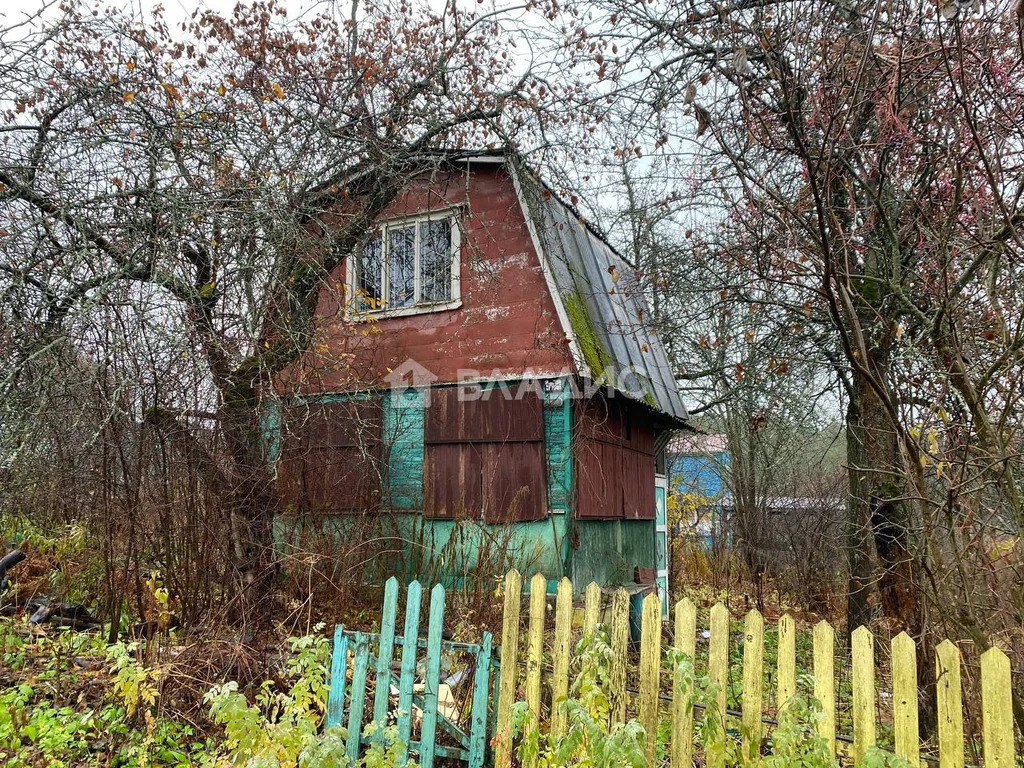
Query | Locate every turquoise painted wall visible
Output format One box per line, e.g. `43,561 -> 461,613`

268,376 -> 658,591
570,520 -> 656,587
384,388 -> 426,510
542,377 -> 572,512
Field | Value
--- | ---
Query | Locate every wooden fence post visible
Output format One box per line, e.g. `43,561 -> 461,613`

419,583 -> 447,768
851,625 -> 876,763
891,632 -> 919,766
526,573 -> 547,726
327,625 -> 348,729
980,646 -> 1015,768
671,598 -> 696,768
813,620 -> 835,758
741,610 -> 764,762
550,577 -> 573,738
494,569 -> 522,768
777,614 -> 796,714
609,588 -> 630,725
468,632 -> 493,768
935,639 -> 964,768
372,577 -> 399,725
583,581 -> 601,640
708,602 -> 729,768
395,580 -> 422,765
345,632 -> 371,762
639,592 -> 663,766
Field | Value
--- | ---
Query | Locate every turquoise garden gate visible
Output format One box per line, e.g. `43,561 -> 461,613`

326,578 -> 495,768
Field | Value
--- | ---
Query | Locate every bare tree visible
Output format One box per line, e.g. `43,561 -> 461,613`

551,0 -> 1024,728
0,0 -> 561,616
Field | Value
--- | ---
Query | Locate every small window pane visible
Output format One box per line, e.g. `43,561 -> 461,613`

420,219 -> 452,303
388,225 -> 416,308
358,234 -> 382,310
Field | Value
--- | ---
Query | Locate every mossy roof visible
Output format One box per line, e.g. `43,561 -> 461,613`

518,169 -> 689,426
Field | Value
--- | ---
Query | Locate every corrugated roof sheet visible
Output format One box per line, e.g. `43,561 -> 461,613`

525,180 -> 689,425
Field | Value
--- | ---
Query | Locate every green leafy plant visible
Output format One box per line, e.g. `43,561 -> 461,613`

203,625 -> 414,768
108,641 -> 162,718
511,631 -> 912,768
510,629 -> 647,768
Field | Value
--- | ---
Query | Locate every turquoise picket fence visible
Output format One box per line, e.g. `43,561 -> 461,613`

326,577 -> 495,768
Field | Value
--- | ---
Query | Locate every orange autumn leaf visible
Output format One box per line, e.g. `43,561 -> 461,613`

160,82 -> 181,102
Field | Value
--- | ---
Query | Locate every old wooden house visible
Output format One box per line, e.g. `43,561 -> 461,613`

271,151 -> 688,596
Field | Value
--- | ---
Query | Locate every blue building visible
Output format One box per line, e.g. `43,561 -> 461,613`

666,433 -> 729,545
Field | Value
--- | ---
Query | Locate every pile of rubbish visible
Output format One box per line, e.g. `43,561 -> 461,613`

0,548 -> 101,630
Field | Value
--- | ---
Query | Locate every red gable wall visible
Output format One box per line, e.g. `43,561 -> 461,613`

286,163 -> 573,394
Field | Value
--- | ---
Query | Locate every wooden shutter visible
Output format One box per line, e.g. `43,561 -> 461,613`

621,444 -> 656,520
423,386 -> 547,521
482,442 -> 548,523
574,396 -> 657,520
424,386 -> 543,443
423,443 -> 482,519
575,439 -> 620,519
278,400 -> 382,513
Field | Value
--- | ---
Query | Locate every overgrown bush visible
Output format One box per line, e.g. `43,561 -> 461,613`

0,620 -> 410,768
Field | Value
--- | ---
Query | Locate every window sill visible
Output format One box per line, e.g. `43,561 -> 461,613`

351,298 -> 462,320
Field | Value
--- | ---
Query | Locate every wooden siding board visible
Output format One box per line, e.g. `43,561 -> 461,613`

383,390 -> 425,510
575,439 -> 616,519
543,379 -> 572,511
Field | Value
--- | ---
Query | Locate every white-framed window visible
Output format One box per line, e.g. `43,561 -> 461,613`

350,210 -> 461,315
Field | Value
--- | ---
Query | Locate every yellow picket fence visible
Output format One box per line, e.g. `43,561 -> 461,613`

492,570 -> 1018,768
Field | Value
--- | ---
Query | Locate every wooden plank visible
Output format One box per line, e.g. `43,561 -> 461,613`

980,646 -> 1014,768
327,625 -> 348,729
494,569 -> 522,768
346,633 -> 370,762
609,588 -> 630,725
639,592 -> 663,766
935,639 -> 964,768
526,573 -> 547,724
583,581 -> 601,640
851,625 -> 876,763
468,632 -> 493,768
550,577 -> 573,738
419,584 -> 446,768
742,609 -> 764,762
777,614 -> 796,714
671,598 -> 696,768
708,601 -> 729,765
372,577 -> 399,725
813,620 -> 835,758
891,632 -> 919,766
396,580 -> 422,764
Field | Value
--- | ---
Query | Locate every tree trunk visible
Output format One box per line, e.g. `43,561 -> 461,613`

846,355 -> 926,626
845,389 -> 876,634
